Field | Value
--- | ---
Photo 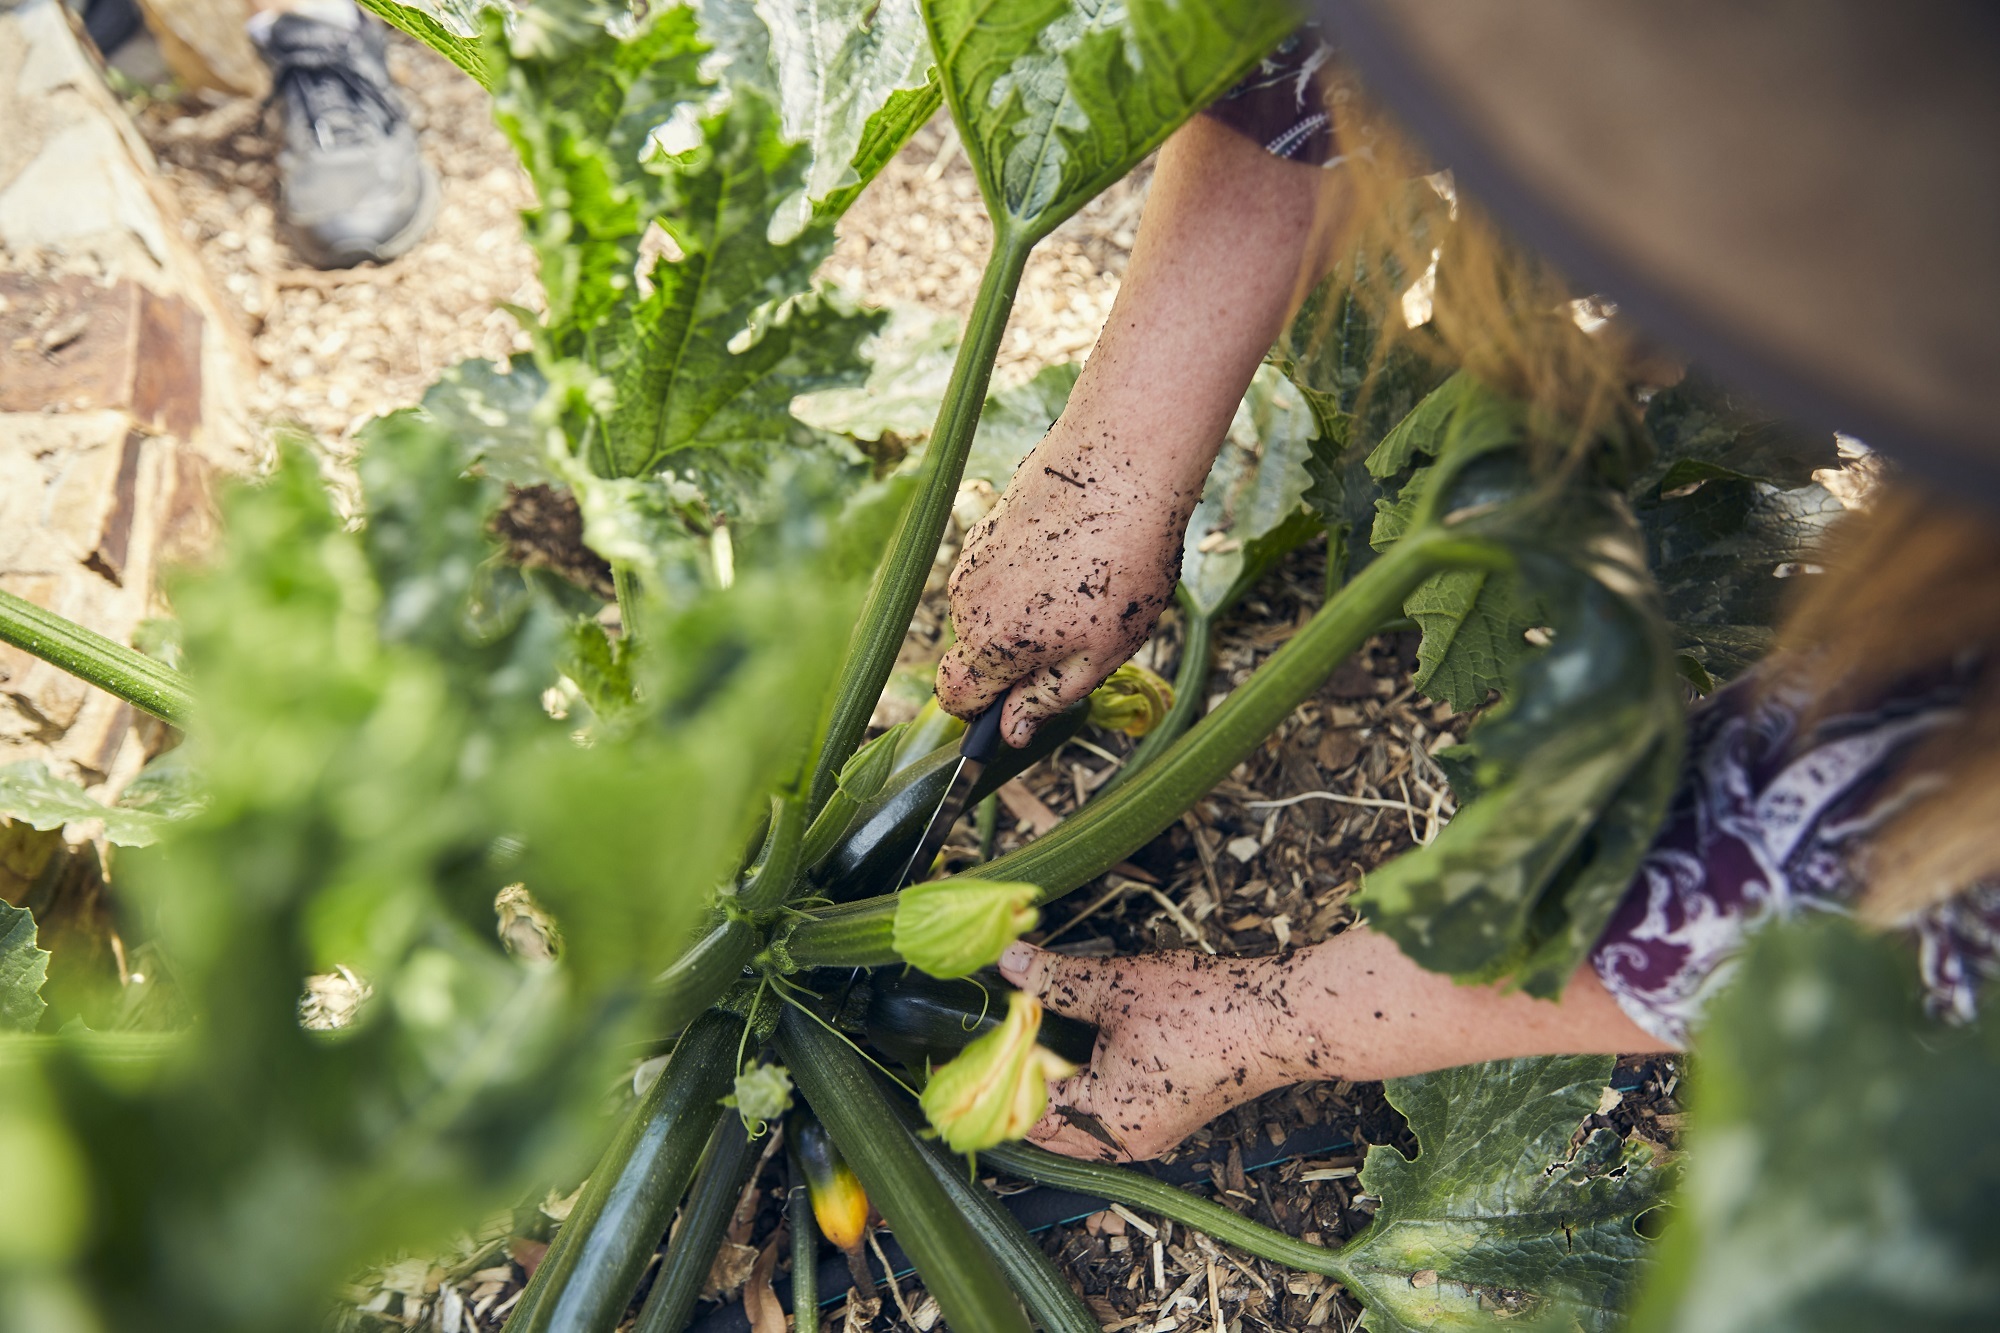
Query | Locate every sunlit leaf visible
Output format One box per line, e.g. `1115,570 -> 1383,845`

793,306 -> 962,444
356,0 -> 494,88
597,90 -> 883,479
1180,365 -> 1324,617
0,762 -> 176,848
926,0 -> 1294,241
749,0 -> 939,238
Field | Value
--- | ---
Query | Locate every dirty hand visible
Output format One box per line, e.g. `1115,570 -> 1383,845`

938,427 -> 1196,748
997,941 -> 1303,1161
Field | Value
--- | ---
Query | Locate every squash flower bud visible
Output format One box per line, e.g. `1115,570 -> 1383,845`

893,879 -> 1039,979
920,991 -> 1079,1153
1087,661 -> 1175,737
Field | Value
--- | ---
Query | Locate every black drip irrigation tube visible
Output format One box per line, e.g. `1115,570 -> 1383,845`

688,1063 -> 1664,1331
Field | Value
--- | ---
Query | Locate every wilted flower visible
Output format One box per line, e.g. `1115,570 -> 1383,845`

723,1062 -> 793,1132
1087,661 -> 1175,737
892,879 -> 1039,979
920,991 -> 1079,1153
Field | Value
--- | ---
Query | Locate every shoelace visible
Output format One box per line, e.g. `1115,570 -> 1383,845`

265,34 -> 400,151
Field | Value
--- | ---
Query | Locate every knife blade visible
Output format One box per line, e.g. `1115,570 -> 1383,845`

898,700 -> 1006,887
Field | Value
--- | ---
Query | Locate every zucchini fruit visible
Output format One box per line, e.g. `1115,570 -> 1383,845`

789,1106 -> 875,1294
775,1006 -> 1033,1333
885,1084 -> 1099,1333
813,704 -> 1088,902
632,1115 -> 758,1333
864,969 -> 1096,1072
507,1010 -> 741,1333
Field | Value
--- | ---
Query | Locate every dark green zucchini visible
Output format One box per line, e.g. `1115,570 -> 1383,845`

507,1010 -> 741,1333
864,969 -> 1096,1071
883,1080 -> 1099,1333
632,1115 -> 758,1333
813,705 -> 1087,902
775,1007 -> 1033,1333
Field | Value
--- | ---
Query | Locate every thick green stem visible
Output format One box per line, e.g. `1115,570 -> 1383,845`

780,533 -> 1506,954
737,794 -> 805,914
613,567 -> 642,645
1098,590 -> 1212,798
808,234 -> 1032,817
959,534 -> 1497,900
656,917 -> 758,1032
632,1116 -> 758,1333
788,1183 -> 819,1333
983,1142 -> 1348,1280
0,588 -> 194,726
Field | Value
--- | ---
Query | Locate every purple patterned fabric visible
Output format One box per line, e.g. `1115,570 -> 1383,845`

1590,668 -> 2000,1047
1201,30 -> 1341,166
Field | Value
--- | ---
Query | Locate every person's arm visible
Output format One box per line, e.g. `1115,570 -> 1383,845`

937,115 -> 1332,747
997,928 -> 1667,1161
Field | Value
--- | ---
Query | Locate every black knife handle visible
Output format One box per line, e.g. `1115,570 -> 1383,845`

963,699 -> 1007,764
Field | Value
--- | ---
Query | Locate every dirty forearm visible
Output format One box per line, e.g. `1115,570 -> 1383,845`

1265,928 -> 1671,1084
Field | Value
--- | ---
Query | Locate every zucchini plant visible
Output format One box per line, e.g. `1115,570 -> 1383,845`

0,0 -> 1911,1330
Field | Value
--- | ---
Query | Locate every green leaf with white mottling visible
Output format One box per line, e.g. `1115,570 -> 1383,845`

356,0 -> 494,87
416,359 -> 554,487
1181,365 -> 1325,616
963,362 -> 1081,486
1342,1055 -> 1673,1333
1631,920 -> 2000,1333
793,306 -> 962,444
0,902 -> 49,1032
926,0 -> 1295,242
753,0 -> 940,239
491,1 -> 711,351
0,762 -> 175,847
598,89 -> 883,478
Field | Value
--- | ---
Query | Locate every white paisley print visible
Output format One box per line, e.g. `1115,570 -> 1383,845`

1589,669 -> 2000,1046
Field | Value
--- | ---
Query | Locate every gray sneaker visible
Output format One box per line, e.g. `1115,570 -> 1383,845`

252,11 -> 439,268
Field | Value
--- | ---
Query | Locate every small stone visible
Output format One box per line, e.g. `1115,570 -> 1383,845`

1225,835 -> 1261,864
1410,1269 -> 1438,1289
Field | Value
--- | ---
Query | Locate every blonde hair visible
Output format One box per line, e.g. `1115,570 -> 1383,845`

1296,71 -> 1642,464
1774,486 -> 2000,921
1305,68 -> 2000,920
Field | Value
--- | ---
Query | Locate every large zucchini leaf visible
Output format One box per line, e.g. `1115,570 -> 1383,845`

1342,1055 -> 1673,1332
925,0 -> 1295,243
701,0 -> 944,238
1359,415 -> 1685,995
